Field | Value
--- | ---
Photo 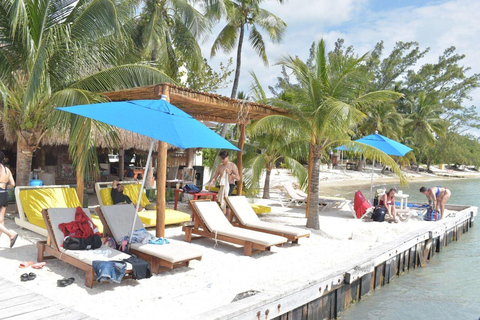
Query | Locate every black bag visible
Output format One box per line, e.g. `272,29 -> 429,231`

63,234 -> 102,250
123,255 -> 152,280
372,206 -> 387,222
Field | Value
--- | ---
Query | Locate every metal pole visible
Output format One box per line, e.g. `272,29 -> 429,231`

128,140 -> 154,244
370,157 -> 375,201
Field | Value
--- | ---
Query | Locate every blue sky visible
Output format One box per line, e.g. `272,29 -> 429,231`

198,0 -> 480,126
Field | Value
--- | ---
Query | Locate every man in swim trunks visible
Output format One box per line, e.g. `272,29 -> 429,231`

419,186 -> 451,220
0,151 -> 18,248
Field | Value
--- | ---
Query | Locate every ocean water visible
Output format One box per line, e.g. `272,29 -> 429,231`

339,178 -> 480,319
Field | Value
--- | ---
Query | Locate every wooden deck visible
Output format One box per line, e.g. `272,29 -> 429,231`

0,277 -> 96,320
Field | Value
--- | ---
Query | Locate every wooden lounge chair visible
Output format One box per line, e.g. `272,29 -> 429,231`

96,204 -> 203,273
37,208 -> 133,288
95,181 -> 191,227
225,196 -> 310,244
183,200 -> 288,256
15,185 -> 104,236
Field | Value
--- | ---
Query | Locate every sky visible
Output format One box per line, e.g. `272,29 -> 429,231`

199,0 -> 480,121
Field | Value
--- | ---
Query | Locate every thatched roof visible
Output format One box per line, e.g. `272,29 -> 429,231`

103,83 -> 287,124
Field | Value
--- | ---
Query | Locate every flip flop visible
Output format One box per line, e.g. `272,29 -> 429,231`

31,262 -> 46,269
162,238 -> 170,244
57,277 -> 75,287
27,272 -> 36,281
20,273 -> 29,282
19,261 -> 34,268
10,234 -> 18,248
149,238 -> 164,245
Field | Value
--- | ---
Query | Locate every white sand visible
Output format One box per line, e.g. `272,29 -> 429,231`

0,167 -> 476,319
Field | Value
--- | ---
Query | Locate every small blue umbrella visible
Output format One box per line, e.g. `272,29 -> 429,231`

336,132 -> 412,199
57,96 -> 239,240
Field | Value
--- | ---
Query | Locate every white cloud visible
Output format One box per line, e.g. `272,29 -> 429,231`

201,0 -> 480,110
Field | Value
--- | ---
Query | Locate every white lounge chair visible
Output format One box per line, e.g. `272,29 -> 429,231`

96,205 -> 203,273
38,208 -> 133,288
226,196 -> 310,243
184,200 -> 288,256
283,184 -> 307,207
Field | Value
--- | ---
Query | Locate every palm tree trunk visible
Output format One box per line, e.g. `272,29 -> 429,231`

230,22 -> 245,99
306,146 -> 321,230
262,168 -> 271,199
16,131 -> 38,186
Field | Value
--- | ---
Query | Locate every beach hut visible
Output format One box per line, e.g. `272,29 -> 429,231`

73,83 -> 288,237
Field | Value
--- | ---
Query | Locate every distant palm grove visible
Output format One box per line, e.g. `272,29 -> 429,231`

1,0 -> 479,229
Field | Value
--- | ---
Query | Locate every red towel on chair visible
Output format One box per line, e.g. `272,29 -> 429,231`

58,207 -> 100,238
354,191 -> 372,219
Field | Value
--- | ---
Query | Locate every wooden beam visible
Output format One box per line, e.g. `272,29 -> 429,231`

118,148 -> 124,180
76,168 -> 84,207
236,124 -> 245,196
186,149 -> 194,168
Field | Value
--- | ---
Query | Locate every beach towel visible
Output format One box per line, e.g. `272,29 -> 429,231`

217,170 -> 229,211
58,207 -> 100,239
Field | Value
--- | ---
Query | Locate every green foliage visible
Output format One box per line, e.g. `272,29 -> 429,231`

179,58 -> 234,92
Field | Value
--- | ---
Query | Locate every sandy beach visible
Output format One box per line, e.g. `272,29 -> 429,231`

0,166 -> 478,319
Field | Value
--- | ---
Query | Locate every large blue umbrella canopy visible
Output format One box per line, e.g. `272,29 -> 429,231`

336,132 -> 412,156
56,98 -> 239,150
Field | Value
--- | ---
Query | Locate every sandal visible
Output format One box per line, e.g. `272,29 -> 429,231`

27,272 -> 36,281
20,273 -> 29,282
57,277 -> 75,287
31,262 -> 46,269
19,261 -> 34,268
10,234 -> 19,248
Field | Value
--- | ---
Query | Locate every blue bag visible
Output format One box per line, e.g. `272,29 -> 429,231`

183,184 -> 201,193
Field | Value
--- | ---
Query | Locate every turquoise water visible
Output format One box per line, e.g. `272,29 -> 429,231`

339,178 -> 480,319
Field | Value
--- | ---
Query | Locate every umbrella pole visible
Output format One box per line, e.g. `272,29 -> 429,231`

128,140 -> 155,244
370,157 -> 375,201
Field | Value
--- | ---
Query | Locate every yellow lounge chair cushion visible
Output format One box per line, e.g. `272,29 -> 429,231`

250,204 -> 271,214
99,187 -> 190,226
19,188 -> 103,233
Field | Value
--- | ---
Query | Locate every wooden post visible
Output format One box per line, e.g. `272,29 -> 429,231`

236,124 -> 245,196
118,148 -> 124,180
75,167 -> 84,207
156,141 -> 167,237
186,148 -> 194,168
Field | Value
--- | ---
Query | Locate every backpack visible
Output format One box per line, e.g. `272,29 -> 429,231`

183,184 -> 201,193
424,207 -> 440,221
372,206 -> 387,222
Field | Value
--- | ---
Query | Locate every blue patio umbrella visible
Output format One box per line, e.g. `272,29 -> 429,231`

336,132 -> 412,198
57,95 -> 239,240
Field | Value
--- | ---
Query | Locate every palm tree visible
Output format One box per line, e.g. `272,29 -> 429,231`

132,0 -> 210,78
403,91 -> 447,171
253,40 -> 405,230
0,0 -> 171,187
359,103 -> 403,140
207,0 -> 286,99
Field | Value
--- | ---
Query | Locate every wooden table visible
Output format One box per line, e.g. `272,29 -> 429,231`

174,189 -> 218,210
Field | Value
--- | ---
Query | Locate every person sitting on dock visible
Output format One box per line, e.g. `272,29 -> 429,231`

419,186 -> 451,220
379,187 -> 398,223
111,180 -> 143,212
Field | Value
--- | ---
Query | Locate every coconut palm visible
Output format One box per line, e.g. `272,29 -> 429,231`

358,103 -> 403,140
132,0 -> 210,78
0,0 -> 171,187
207,0 -> 286,99
403,91 -> 447,171
253,40 -> 405,230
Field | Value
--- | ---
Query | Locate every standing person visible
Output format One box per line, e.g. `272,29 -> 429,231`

207,151 -> 240,212
379,188 -> 398,223
0,151 -> 18,248
111,180 -> 143,212
420,186 -> 451,219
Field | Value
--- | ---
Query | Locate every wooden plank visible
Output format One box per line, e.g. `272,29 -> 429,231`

0,299 -> 65,319
359,273 -> 371,298
409,246 -> 416,269
0,293 -> 43,309
335,285 -> 346,314
328,291 -> 337,320
374,264 -> 384,288
404,249 -> 410,271
306,298 -> 320,320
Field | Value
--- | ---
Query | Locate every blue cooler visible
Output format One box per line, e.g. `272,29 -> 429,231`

29,179 -> 43,186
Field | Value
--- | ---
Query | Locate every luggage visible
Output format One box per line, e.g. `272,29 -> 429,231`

424,207 -> 440,221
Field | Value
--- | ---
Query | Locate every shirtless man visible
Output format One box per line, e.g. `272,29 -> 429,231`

207,151 -> 240,195
419,186 -> 451,220
0,151 -> 18,248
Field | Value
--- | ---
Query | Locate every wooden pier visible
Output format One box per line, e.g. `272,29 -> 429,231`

194,204 -> 476,320
0,277 -> 96,320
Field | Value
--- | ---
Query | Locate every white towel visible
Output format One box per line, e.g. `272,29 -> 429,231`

217,170 -> 230,211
